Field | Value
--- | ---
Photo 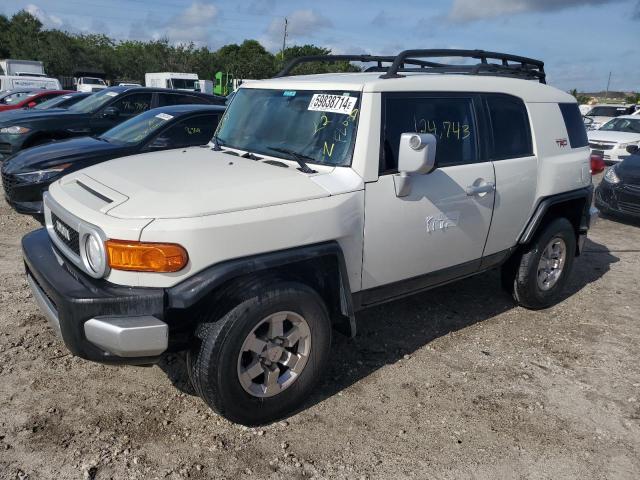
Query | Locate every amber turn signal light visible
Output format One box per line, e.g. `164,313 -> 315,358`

106,240 -> 188,272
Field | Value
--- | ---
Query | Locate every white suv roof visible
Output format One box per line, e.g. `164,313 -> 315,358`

250,72 -> 573,103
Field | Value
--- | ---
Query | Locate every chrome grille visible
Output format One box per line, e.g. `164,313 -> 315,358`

51,212 -> 80,255
589,142 -> 615,151
1,171 -> 18,198
618,201 -> 640,215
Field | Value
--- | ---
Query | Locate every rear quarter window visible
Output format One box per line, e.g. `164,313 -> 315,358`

485,94 -> 533,160
559,103 -> 588,148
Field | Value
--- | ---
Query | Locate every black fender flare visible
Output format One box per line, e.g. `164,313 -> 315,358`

518,185 -> 594,246
166,241 -> 357,337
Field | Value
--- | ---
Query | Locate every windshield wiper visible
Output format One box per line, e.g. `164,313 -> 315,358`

211,134 -> 225,151
267,147 -> 317,174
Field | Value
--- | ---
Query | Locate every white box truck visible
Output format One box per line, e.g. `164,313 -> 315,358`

0,59 -> 61,91
145,72 -> 199,91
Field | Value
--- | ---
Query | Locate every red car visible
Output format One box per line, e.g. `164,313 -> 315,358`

0,89 -> 75,112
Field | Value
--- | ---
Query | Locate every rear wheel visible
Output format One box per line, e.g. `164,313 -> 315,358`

188,281 -> 331,425
502,217 -> 576,309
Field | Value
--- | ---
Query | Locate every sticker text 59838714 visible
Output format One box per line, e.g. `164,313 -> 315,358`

308,94 -> 357,115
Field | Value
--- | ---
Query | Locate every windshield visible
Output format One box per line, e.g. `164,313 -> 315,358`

100,109 -> 174,145
171,78 -> 197,90
33,95 -> 72,110
586,106 -> 629,117
215,88 -> 361,167
83,78 -> 105,85
599,118 -> 640,134
1,92 -> 33,105
69,89 -> 117,113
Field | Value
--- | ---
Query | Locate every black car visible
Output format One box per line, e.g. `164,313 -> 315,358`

28,91 -> 92,110
2,104 -> 225,216
0,86 -> 225,160
595,145 -> 640,219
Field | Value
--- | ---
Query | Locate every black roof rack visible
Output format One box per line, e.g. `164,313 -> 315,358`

275,49 -> 546,84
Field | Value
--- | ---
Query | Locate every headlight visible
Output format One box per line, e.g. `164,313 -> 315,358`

618,141 -> 639,149
604,166 -> 621,184
14,163 -> 72,183
0,126 -> 31,134
84,232 -> 106,274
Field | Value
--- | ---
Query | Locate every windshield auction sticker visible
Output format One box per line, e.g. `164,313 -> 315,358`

308,94 -> 357,115
155,113 -> 174,121
105,92 -> 119,97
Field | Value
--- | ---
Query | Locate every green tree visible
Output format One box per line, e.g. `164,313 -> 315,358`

5,10 -> 44,59
280,45 -> 361,76
626,92 -> 640,105
216,40 -> 276,79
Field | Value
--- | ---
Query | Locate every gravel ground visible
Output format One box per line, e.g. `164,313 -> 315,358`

1,178 -> 639,480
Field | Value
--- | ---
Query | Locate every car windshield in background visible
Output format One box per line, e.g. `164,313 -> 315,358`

84,78 -> 105,85
599,118 -> 640,134
100,109 -> 173,145
2,92 -> 33,105
172,79 -> 197,90
69,89 -> 116,113
215,88 -> 361,167
33,95 -> 73,110
586,106 -> 629,117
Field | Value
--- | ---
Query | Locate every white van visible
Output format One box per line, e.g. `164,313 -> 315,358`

145,72 -> 199,91
75,77 -> 108,92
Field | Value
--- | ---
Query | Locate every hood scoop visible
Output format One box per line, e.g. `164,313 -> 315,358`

58,173 -> 128,213
263,160 -> 289,168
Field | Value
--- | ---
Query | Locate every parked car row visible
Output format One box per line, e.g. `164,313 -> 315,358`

1,85 -> 225,216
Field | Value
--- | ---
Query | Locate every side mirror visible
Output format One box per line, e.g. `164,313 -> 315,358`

394,133 -> 437,197
626,145 -> 639,155
102,107 -> 120,119
27,101 -> 37,108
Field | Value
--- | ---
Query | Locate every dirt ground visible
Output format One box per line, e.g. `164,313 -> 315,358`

1,177 -> 639,480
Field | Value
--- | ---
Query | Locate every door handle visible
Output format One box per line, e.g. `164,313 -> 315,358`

465,182 -> 495,196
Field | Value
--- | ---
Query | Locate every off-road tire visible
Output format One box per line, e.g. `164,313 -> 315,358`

188,280 -> 331,426
502,217 -> 576,309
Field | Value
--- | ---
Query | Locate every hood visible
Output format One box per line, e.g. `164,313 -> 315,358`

2,136 -> 127,173
587,130 -> 640,144
71,148 -> 335,219
0,109 -> 86,127
618,156 -> 640,179
0,107 -> 67,121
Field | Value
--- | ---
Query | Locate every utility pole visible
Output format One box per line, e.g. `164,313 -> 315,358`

605,71 -> 611,99
281,17 -> 288,60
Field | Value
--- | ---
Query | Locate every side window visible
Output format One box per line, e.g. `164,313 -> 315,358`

158,93 -> 207,106
381,95 -> 477,173
33,94 -> 56,105
486,94 -> 532,159
111,93 -> 152,116
151,114 -> 219,149
559,103 -> 588,148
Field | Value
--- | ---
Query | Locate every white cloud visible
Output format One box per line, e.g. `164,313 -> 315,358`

126,2 -> 218,46
24,3 -> 63,29
448,0 -> 623,22
263,9 -> 332,50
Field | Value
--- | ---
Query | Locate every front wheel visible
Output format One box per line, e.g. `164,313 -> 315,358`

502,217 -> 576,309
188,281 -> 331,425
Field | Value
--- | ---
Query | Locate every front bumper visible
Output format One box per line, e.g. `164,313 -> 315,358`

0,134 -> 25,161
595,181 -> 640,218
23,228 -> 169,364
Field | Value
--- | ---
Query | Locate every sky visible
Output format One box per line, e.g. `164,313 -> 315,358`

1,0 -> 639,92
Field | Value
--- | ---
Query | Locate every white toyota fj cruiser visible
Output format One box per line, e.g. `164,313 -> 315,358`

22,50 -> 597,425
